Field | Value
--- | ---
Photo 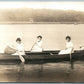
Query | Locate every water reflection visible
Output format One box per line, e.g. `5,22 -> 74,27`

0,61 -> 83,82
17,62 -> 25,82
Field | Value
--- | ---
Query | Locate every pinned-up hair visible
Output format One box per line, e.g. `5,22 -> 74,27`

66,36 -> 71,40
37,35 -> 42,39
16,38 -> 21,42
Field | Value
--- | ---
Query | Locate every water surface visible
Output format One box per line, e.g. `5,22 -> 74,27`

0,24 -> 84,82
0,61 -> 84,82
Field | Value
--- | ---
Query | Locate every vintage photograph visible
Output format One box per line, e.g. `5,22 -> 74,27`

0,1 -> 84,82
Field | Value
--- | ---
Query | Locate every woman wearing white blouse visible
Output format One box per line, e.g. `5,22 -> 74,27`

59,36 -> 74,55
12,38 -> 25,55
4,38 -> 25,55
12,38 -> 25,63
31,35 -> 43,52
4,38 -> 25,62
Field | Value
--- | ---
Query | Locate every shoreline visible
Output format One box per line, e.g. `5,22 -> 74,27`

0,22 -> 84,24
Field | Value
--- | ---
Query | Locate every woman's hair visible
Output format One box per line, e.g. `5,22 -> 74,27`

37,35 -> 42,39
66,36 -> 71,40
16,38 -> 21,42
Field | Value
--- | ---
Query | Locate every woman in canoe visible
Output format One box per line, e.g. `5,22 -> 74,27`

4,38 -> 25,62
12,38 -> 25,55
4,38 -> 25,55
31,35 -> 43,52
59,36 -> 74,55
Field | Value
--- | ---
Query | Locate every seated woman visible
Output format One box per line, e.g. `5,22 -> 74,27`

59,36 -> 74,55
4,38 -> 25,55
31,35 -> 43,52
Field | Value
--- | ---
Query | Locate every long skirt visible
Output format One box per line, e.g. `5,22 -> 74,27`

59,48 -> 73,55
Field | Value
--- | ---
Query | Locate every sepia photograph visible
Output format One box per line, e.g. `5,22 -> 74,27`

0,1 -> 84,82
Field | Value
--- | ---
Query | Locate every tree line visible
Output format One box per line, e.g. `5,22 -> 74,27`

0,8 -> 84,22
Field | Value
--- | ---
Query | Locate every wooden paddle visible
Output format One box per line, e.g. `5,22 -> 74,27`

70,49 -> 74,69
17,51 -> 25,63
70,53 -> 72,63
30,42 -> 36,51
70,48 -> 73,63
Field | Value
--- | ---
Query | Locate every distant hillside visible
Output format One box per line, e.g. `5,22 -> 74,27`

0,8 -> 84,22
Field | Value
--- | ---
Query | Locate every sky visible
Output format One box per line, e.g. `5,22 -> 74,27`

0,1 -> 84,11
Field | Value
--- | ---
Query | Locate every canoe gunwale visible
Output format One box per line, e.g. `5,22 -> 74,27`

0,50 -> 83,62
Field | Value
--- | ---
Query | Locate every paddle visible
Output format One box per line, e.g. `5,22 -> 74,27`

30,42 -> 36,51
70,50 -> 74,69
70,48 -> 73,63
70,53 -> 72,63
17,51 -> 25,63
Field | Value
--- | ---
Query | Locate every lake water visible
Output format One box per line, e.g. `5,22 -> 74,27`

0,61 -> 84,82
0,24 -> 84,52
0,24 -> 84,82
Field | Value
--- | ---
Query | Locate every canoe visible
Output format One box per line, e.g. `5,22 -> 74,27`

0,50 -> 84,64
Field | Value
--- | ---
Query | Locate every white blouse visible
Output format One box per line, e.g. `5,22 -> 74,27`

66,41 -> 73,49
12,43 -> 25,55
16,43 -> 24,52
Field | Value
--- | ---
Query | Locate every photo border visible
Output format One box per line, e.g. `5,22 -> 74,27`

0,0 -> 83,84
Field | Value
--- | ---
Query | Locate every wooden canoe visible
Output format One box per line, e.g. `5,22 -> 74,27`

0,50 -> 84,64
